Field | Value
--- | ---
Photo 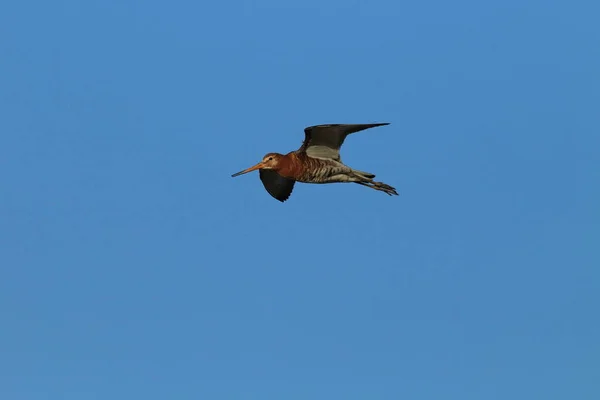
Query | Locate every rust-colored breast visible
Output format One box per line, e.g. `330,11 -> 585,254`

291,152 -> 338,183
276,153 -> 305,180
275,152 -> 337,183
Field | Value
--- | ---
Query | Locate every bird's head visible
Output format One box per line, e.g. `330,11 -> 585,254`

231,153 -> 284,177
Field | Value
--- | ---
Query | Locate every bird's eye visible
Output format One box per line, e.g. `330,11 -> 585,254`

268,157 -> 273,161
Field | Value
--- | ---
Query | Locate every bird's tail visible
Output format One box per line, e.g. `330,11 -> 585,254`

351,169 -> 376,179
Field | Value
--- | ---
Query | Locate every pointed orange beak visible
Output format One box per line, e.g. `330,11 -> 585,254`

231,161 -> 266,177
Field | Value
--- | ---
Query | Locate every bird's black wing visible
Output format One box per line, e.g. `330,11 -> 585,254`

259,169 -> 296,202
299,123 -> 390,161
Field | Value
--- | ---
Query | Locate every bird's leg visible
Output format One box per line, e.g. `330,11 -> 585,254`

373,181 -> 398,196
355,180 -> 398,196
327,169 -> 399,196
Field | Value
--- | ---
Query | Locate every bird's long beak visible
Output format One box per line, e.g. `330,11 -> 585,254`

231,161 -> 266,177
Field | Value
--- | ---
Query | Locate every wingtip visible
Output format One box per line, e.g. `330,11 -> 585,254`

365,122 -> 390,128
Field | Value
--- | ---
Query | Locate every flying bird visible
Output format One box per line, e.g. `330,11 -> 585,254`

231,123 -> 398,202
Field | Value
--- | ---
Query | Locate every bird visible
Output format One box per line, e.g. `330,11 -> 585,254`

231,123 -> 398,202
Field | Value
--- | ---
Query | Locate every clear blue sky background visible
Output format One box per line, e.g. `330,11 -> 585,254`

1,1 -> 598,399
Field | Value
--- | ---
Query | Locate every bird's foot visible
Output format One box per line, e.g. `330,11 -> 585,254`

373,181 -> 398,196
356,181 -> 398,196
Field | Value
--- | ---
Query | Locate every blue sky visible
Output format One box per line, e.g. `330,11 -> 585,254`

1,0 -> 599,399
